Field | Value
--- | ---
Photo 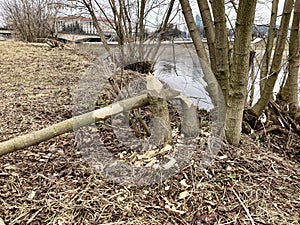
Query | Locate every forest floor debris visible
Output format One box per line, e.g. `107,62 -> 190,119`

0,41 -> 299,225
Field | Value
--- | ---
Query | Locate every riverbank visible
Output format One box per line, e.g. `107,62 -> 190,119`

0,41 -> 299,225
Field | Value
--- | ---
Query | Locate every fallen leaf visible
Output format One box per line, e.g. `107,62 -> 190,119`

163,197 -> 186,215
117,196 -> 126,202
163,157 -> 177,170
160,144 -> 172,154
180,179 -> 191,188
179,190 -> 190,199
197,213 -> 218,224
28,190 -> 36,200
138,150 -> 157,160
219,155 -> 227,160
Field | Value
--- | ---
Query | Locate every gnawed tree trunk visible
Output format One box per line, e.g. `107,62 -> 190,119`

179,0 -> 222,106
279,0 -> 300,108
0,81 -> 192,157
180,0 -> 225,142
148,96 -> 172,146
0,94 -> 149,157
146,77 -> 178,147
225,0 -> 257,145
252,0 -> 293,116
181,97 -> 199,137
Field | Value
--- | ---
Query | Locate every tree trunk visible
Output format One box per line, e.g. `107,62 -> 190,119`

148,96 -> 172,147
252,0 -> 293,116
179,0 -> 209,64
180,97 -> 199,137
225,0 -> 257,145
180,0 -> 226,143
150,0 -> 175,60
179,0 -> 222,107
138,0 -> 146,59
279,0 -> 300,107
197,0 -> 217,75
0,94 -> 150,157
260,0 -> 279,93
211,0 -> 230,101
82,0 -> 112,56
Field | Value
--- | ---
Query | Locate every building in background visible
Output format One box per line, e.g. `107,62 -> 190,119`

56,16 -> 114,35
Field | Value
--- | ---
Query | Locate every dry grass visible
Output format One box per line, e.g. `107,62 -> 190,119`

0,41 -> 299,225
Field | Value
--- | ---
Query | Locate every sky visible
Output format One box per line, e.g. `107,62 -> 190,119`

254,1 -> 285,25
193,1 -> 285,26
0,0 -> 287,29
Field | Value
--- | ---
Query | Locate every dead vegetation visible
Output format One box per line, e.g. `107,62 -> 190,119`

0,41 -> 299,225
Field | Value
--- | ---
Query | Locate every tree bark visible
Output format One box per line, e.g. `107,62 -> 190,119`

225,0 -> 257,145
252,0 -> 293,116
211,0 -> 230,101
148,96 -> 172,147
279,0 -> 300,107
197,0 -> 217,75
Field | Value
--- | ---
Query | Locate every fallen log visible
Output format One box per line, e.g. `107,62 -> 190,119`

0,94 -> 149,157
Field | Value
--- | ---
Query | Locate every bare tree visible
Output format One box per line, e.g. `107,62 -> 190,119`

67,0 -> 182,145
279,0 -> 300,113
180,0 -> 257,145
259,0 -> 279,94
252,0 -> 294,116
1,0 -> 60,42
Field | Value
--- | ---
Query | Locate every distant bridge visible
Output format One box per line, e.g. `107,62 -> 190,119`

57,33 -> 112,43
0,31 -> 262,48
0,29 -> 12,36
57,33 -> 198,44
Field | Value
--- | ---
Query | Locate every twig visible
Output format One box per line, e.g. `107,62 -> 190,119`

286,129 -> 293,149
232,188 -> 255,225
27,207 -> 45,224
250,125 -> 289,139
98,222 -> 126,225
219,220 -> 237,225
269,101 -> 300,132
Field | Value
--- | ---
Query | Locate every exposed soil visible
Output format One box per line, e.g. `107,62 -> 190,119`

0,41 -> 299,225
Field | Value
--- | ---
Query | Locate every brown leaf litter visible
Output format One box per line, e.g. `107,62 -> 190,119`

0,41 -> 299,225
